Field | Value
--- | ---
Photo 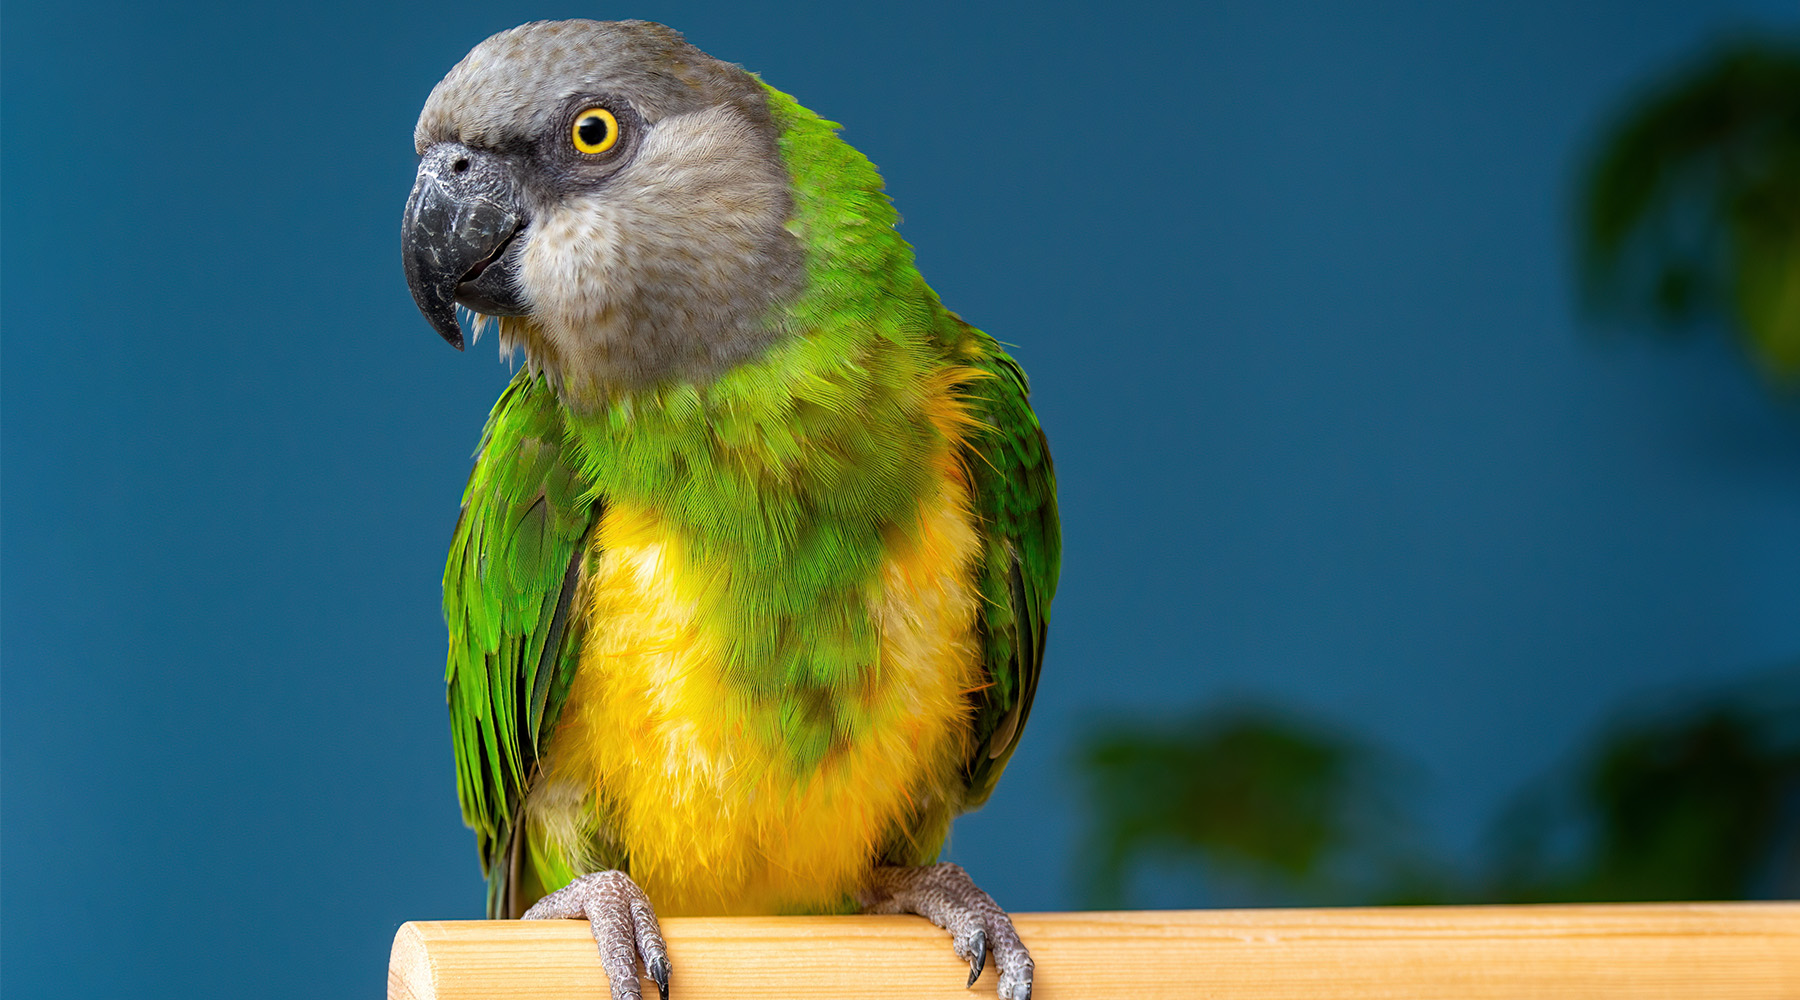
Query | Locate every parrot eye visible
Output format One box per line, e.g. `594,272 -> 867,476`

571,108 -> 619,155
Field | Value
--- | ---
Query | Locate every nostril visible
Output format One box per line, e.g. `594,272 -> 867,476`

452,157 -> 470,173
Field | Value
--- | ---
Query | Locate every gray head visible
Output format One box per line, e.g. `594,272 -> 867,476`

402,20 -> 803,399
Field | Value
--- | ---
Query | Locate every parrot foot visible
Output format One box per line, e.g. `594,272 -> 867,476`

862,862 -> 1033,1000
523,870 -> 670,1000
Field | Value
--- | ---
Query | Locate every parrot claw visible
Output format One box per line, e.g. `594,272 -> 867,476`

648,955 -> 671,1000
523,870 -> 670,1000
862,863 -> 1032,999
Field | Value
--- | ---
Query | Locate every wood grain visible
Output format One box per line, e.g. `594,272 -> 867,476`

390,902 -> 1800,1000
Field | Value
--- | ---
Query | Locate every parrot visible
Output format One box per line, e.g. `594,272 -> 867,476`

401,20 -> 1058,1000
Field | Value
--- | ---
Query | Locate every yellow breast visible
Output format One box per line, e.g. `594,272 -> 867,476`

532,455 -> 983,916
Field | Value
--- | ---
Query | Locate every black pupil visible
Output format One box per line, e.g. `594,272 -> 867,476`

578,115 -> 610,149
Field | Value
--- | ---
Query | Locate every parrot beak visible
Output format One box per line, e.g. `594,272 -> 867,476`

402,144 -> 529,350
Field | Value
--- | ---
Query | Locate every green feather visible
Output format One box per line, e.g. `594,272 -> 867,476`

957,334 -> 1060,808
444,374 -> 598,911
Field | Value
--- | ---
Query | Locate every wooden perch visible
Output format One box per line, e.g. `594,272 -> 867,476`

390,902 -> 1800,999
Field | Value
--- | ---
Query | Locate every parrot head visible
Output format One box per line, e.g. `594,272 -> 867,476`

402,20 -> 804,397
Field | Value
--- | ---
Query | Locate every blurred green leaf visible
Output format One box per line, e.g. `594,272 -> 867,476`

1578,37 -> 1800,378
1487,672 -> 1800,902
1074,705 -> 1425,907
1074,670 -> 1800,908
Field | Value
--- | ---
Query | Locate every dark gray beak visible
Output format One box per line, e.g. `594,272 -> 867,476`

402,143 -> 529,350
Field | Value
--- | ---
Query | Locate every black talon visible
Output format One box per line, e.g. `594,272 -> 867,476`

649,956 -> 671,1000
966,929 -> 987,987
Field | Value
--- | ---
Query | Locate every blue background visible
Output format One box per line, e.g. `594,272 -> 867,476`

4,1 -> 1798,996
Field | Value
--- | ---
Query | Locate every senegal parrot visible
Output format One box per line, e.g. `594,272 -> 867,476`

401,20 -> 1058,1000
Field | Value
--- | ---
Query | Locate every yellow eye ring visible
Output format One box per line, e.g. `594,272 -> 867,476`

571,108 -> 619,154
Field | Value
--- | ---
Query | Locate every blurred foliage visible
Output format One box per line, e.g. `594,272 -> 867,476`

1487,677 -> 1800,902
1075,669 -> 1800,908
1578,38 -> 1800,377
1077,708 -> 1361,905
1075,706 -> 1439,907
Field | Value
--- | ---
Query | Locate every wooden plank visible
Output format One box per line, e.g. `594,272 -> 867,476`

390,902 -> 1800,1000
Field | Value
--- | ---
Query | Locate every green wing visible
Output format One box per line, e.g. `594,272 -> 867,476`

443,371 -> 599,916
957,323 -> 1061,809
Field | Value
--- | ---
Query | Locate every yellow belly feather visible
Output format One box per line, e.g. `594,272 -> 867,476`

532,456 -> 982,916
